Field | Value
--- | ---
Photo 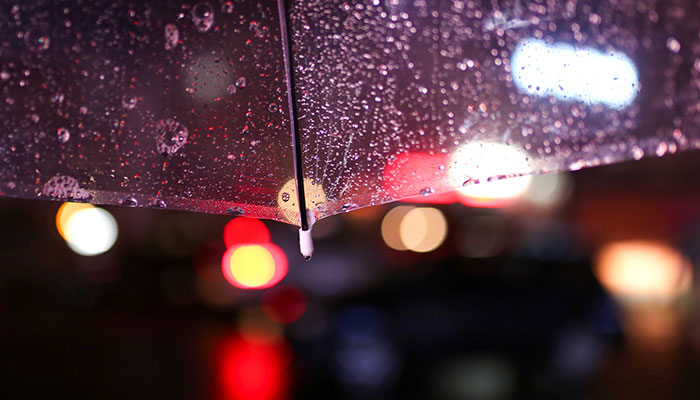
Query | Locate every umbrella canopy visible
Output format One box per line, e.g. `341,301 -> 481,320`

2,0 -> 700,226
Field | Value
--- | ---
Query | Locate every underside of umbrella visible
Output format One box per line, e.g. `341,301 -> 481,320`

1,0 -> 700,226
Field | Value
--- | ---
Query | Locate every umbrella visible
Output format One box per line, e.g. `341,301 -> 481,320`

1,0 -> 700,257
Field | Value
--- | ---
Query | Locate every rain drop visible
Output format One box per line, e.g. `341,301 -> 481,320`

191,2 -> 215,33
666,37 -> 681,53
235,76 -> 247,89
119,196 -> 138,207
164,23 -> 179,50
224,206 -> 245,216
341,203 -> 358,212
281,192 -> 291,202
420,187 -> 434,195
122,95 -> 138,110
41,175 -> 91,201
148,199 -> 167,208
57,127 -> 70,143
631,146 -> 644,160
24,30 -> 50,51
221,1 -> 234,14
315,202 -> 328,213
155,119 -> 188,156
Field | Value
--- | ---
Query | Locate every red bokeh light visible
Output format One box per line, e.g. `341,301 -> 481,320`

223,217 -> 271,248
383,152 -> 455,204
262,285 -> 307,324
216,335 -> 291,400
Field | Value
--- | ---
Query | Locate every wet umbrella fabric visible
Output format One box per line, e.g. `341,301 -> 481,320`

2,0 -> 700,227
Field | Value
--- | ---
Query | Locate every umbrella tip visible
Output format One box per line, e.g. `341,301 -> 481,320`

299,209 -> 316,260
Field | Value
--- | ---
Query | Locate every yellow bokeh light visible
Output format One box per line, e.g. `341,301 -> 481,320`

229,245 -> 276,288
56,202 -> 94,240
399,207 -> 448,253
595,240 -> 691,302
381,206 -> 415,251
277,178 -> 327,225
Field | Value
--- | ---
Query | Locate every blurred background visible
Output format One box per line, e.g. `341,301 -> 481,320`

3,151 -> 700,400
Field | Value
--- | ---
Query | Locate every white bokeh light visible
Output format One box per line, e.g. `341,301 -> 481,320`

510,38 -> 639,109
63,207 -> 118,256
450,142 -> 532,207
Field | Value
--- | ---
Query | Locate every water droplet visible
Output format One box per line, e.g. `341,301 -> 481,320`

41,175 -> 91,201
281,192 -> 290,202
315,202 -> 328,213
631,146 -> 644,160
235,76 -> 247,89
268,103 -> 278,113
224,206 -> 245,216
221,1 -> 234,14
191,2 -> 215,33
57,127 -> 70,143
0,71 -> 9,81
341,203 -> 358,212
122,95 -> 138,110
155,119 -> 188,156
24,30 -> 50,51
303,255 -> 312,261
420,187 -> 434,195
119,196 -> 138,207
164,23 -> 179,50
227,84 -> 237,95
667,37 -> 681,53
148,199 -> 167,208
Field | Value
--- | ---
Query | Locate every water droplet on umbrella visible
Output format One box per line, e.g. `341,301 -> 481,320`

41,175 -> 91,201
224,206 -> 245,216
341,203 -> 358,212
57,127 -> 70,143
122,95 -> 138,110
25,30 -> 50,51
155,118 -> 188,156
191,2 -> 215,33
221,1 -> 234,14
148,199 -> 167,208
227,84 -> 237,95
268,103 -> 278,113
315,202 -> 328,212
235,76 -> 246,89
420,187 -> 434,195
119,196 -> 138,207
164,23 -> 179,50
281,192 -> 290,202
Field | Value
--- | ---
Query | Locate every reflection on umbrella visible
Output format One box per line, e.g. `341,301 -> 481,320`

2,0 -> 700,256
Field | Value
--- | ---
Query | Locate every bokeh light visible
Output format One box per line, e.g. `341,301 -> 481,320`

595,240 -> 691,301
511,38 -> 639,109
262,285 -> 307,324
57,203 -> 118,256
221,244 -> 288,290
399,207 -> 448,253
224,217 -> 270,248
216,335 -> 290,400
277,178 -> 327,224
450,142 -> 532,208
381,206 -> 415,251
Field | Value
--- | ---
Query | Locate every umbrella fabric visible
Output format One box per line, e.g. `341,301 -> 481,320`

1,0 -> 700,225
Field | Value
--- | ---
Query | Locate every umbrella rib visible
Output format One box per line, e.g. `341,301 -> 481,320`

278,0 -> 309,230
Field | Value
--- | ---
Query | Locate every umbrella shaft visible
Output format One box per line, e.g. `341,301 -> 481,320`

277,0 -> 309,231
